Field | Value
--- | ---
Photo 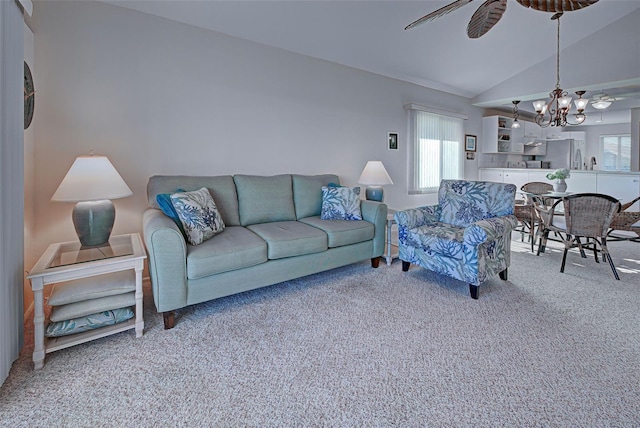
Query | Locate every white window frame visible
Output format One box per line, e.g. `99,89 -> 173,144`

404,104 -> 466,194
599,134 -> 631,172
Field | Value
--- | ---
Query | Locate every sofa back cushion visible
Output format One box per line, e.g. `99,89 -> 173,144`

438,179 -> 516,227
147,175 -> 241,226
292,174 -> 340,219
234,174 -> 296,226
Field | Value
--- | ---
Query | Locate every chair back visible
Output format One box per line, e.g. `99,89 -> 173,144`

521,182 -> 553,205
563,193 -> 620,238
438,180 -> 516,227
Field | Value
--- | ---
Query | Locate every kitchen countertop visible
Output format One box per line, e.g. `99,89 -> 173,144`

479,168 -> 640,175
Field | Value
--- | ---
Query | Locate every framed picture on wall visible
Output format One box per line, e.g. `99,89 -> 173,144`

388,132 -> 399,150
466,151 -> 475,160
465,134 -> 477,152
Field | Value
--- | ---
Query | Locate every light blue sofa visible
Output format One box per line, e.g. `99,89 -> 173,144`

143,174 -> 387,328
394,180 -> 517,299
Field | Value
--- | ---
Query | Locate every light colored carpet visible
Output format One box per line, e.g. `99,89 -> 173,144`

1,236 -> 639,427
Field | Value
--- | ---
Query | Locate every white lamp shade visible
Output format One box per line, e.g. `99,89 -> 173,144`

51,155 -> 133,202
532,100 -> 546,113
574,97 -> 589,110
592,101 -> 611,110
358,161 -> 394,186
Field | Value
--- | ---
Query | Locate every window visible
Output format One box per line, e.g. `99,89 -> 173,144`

600,134 -> 631,171
407,107 -> 464,194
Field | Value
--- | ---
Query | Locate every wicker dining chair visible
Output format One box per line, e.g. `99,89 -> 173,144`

513,182 -> 553,252
536,193 -> 621,279
607,196 -> 640,242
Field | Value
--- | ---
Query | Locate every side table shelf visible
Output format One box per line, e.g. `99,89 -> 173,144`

27,233 -> 147,370
385,209 -> 399,266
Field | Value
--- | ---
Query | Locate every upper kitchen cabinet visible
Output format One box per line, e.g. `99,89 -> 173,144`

523,121 -> 544,142
482,116 -> 522,153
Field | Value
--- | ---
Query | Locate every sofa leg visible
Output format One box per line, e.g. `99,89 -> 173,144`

163,311 -> 176,330
469,284 -> 479,299
499,268 -> 508,280
402,261 -> 410,272
371,257 -> 380,268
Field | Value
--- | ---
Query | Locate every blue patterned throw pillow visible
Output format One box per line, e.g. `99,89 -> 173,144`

320,186 -> 362,220
170,187 -> 225,245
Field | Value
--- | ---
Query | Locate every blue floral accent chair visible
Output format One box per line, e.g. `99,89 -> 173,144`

394,180 -> 518,299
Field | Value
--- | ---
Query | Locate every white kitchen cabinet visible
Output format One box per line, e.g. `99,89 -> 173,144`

503,170 -> 529,190
479,169 -> 503,183
527,170 -> 552,184
482,116 -> 514,153
523,121 -> 544,142
596,174 -> 640,209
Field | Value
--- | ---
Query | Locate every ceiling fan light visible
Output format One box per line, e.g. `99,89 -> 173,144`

592,100 -> 611,110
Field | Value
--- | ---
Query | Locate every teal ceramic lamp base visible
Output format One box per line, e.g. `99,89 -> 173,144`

365,186 -> 384,202
72,200 -> 115,247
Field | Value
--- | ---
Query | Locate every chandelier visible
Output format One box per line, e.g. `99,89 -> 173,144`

533,13 -> 588,127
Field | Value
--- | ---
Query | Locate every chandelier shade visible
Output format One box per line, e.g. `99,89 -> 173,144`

532,14 -> 588,128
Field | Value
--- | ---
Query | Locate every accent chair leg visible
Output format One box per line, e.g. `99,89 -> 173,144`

371,257 -> 380,268
469,284 -> 479,299
499,268 -> 508,280
163,311 -> 176,330
402,261 -> 410,272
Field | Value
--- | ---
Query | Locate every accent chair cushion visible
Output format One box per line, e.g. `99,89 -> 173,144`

404,222 -> 466,260
49,292 -> 136,322
320,186 -> 362,221
438,180 -> 516,227
46,307 -> 134,338
48,270 -> 135,306
171,187 -> 225,246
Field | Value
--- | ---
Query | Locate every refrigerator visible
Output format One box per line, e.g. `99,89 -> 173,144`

542,138 -> 585,170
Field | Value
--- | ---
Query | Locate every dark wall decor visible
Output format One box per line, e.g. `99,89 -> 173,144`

24,61 -> 35,130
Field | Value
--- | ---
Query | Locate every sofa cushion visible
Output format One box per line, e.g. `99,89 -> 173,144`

320,186 -> 363,220
148,175 -> 241,226
186,226 -> 267,279
48,270 -> 135,306
405,222 -> 465,260
156,191 -> 187,238
171,188 -> 226,246
49,292 -> 136,322
299,216 -> 374,248
234,175 -> 296,226
247,221 -> 328,260
292,174 -> 340,219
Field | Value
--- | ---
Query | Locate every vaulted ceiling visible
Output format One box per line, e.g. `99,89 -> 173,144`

104,0 -> 640,124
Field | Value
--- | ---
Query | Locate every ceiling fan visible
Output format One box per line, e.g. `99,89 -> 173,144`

405,0 -> 600,39
590,92 -> 617,110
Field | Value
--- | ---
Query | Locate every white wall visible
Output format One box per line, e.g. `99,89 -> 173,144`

30,1 -> 482,258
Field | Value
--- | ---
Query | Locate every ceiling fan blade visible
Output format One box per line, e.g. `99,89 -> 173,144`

515,0 -> 599,13
467,0 -> 507,38
405,0 -> 475,30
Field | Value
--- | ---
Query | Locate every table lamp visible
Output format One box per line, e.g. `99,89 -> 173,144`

51,154 -> 132,247
358,160 -> 393,202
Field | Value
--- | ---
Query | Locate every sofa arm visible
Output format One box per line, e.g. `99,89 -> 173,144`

464,215 -> 518,246
360,200 -> 388,257
142,209 -> 188,312
394,205 -> 440,229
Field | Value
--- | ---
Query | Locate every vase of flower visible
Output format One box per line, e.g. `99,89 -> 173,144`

546,168 -> 570,193
553,179 -> 567,193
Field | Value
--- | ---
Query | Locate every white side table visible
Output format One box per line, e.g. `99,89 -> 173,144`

27,233 -> 146,369
384,209 -> 399,266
